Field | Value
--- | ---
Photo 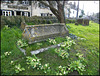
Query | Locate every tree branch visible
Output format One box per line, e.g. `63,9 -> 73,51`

48,1 -> 59,15
39,1 -> 58,12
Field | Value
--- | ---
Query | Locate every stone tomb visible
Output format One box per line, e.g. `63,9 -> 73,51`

22,23 -> 69,44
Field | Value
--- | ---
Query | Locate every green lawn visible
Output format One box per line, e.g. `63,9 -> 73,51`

67,21 -> 99,75
1,21 -> 99,75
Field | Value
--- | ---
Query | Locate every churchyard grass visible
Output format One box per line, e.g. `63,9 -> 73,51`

66,21 -> 99,75
1,21 -> 99,75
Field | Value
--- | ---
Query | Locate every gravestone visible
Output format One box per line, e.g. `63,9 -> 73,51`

77,18 -> 83,24
22,23 -> 69,44
82,19 -> 89,26
20,22 -> 27,30
77,17 -> 89,26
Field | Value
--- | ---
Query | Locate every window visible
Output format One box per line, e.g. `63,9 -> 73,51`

6,11 -> 8,16
50,14 -> 52,16
41,13 -> 43,16
24,12 -> 27,16
12,11 -> 14,16
3,11 -> 5,16
39,3 -> 48,9
22,0 -> 29,5
41,13 -> 50,16
22,12 -> 24,16
0,10 -> 2,16
28,12 -> 30,17
2,10 -> 12,16
73,11 -> 74,14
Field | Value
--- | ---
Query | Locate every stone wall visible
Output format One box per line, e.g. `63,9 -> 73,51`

22,23 -> 69,44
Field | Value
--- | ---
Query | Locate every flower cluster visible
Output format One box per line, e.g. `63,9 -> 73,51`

48,38 -> 56,45
61,36 -> 75,50
26,55 -> 41,69
36,43 -> 42,46
4,51 -> 11,56
76,53 -> 83,58
10,61 -> 14,65
69,60 -> 86,75
15,64 -> 25,73
26,55 -> 51,74
17,39 -> 28,48
76,53 -> 86,63
55,48 -> 69,59
56,65 -> 68,75
40,63 -> 51,73
3,25 -> 10,30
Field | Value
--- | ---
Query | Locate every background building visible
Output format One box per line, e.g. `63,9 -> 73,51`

65,1 -> 82,18
0,0 -> 55,17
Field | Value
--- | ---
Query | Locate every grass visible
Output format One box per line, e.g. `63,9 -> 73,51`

67,21 -> 99,75
1,21 -> 99,75
22,37 -> 66,52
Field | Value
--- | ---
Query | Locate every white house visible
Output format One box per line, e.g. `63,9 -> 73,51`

65,1 -> 82,18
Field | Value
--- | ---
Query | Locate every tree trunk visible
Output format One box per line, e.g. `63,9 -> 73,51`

57,2 -> 65,23
40,1 -> 65,23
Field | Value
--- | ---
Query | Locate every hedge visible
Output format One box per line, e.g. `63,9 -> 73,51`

66,19 -> 76,23
1,16 -> 58,28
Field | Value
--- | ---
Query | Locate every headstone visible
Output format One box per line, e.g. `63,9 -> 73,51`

77,18 -> 89,26
82,16 -> 89,26
77,18 -> 83,24
82,19 -> 89,26
20,22 -> 27,30
22,23 -> 69,44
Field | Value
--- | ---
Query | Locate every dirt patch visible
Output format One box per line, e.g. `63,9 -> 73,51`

68,70 -> 79,75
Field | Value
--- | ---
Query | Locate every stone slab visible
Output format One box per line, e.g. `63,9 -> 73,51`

22,23 -> 69,44
17,43 -> 62,55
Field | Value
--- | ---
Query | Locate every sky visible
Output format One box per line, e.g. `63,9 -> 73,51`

68,1 -> 99,15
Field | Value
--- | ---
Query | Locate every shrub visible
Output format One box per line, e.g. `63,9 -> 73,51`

68,60 -> 86,75
47,20 -> 52,24
48,38 -> 56,45
54,48 -> 69,59
55,65 -> 68,75
15,64 -> 25,73
2,25 -> 10,31
34,19 -> 39,24
26,46 -> 32,56
38,19 -> 41,24
66,19 -> 75,23
17,39 -> 28,48
1,16 -> 58,28
26,55 -> 41,69
75,22 -> 78,25
26,22 -> 35,25
42,20 -> 46,24
40,63 -> 51,74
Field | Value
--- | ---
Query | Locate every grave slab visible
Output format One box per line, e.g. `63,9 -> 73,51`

22,23 -> 69,44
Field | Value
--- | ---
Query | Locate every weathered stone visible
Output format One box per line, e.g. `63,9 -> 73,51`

77,18 -> 89,26
20,22 -> 27,30
77,18 -> 83,24
22,23 -> 69,44
17,42 -> 62,55
82,19 -> 89,26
